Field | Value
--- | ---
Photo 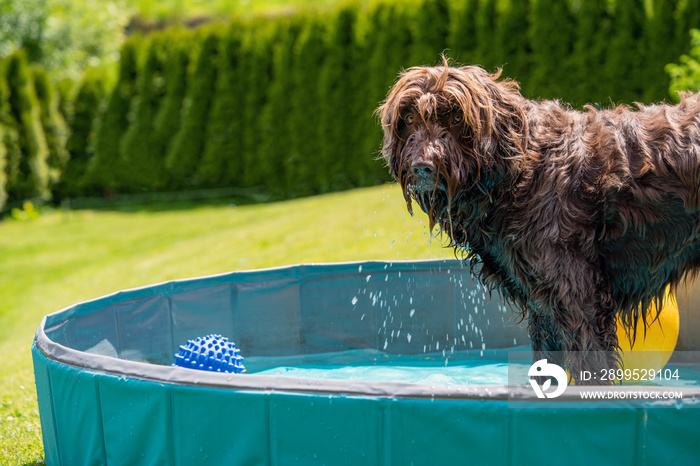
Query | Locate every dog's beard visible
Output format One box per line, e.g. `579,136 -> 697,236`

408,179 -> 450,225
401,162 -> 492,262
403,168 -> 467,249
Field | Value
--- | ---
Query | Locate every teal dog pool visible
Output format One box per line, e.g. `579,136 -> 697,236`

32,260 -> 700,465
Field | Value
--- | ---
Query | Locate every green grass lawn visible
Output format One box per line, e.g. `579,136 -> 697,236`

0,184 -> 453,465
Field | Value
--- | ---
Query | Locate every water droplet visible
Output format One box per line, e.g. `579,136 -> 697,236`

410,309 -> 415,317
351,296 -> 358,305
407,333 -> 412,343
366,275 -> 372,282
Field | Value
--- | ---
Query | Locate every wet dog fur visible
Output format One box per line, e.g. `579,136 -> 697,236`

377,59 -> 700,383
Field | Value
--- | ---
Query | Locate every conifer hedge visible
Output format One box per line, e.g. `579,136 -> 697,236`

4,50 -> 51,202
2,0 -> 700,212
0,62 -> 14,211
84,37 -> 140,193
33,66 -> 70,189
55,69 -> 110,199
120,35 -> 169,191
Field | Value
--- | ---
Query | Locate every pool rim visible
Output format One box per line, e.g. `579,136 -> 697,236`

33,259 -> 700,403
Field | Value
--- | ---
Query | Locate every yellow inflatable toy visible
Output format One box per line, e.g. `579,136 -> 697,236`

615,286 -> 680,380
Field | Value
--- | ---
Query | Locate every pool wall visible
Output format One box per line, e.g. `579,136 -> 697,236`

33,260 -> 700,465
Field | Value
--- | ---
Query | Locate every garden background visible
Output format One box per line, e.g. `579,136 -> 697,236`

3,0 -> 700,212
3,0 -> 700,464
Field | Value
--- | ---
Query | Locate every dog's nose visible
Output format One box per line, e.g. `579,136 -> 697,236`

411,163 -> 435,178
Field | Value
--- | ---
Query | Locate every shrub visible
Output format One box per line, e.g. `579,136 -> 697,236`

410,0 -> 450,66
317,6 -> 361,192
26,0 -> 700,203
165,30 -> 220,188
643,0 -> 676,101
153,30 -> 191,189
571,0 -> 612,106
474,0 -> 497,69
86,37 -> 141,192
120,35 -> 169,191
56,69 -> 110,199
0,0 -> 128,79
4,50 -> 50,201
528,0 -> 575,99
448,0 -> 478,63
0,63 -> 16,211
0,127 -> 6,211
239,21 -> 275,189
198,24 -> 244,187
287,15 -> 327,197
494,0 -> 529,82
605,0 -> 646,103
360,3 -> 408,187
32,66 -> 70,188
258,17 -> 302,197
676,1 -> 700,56
667,29 -> 700,100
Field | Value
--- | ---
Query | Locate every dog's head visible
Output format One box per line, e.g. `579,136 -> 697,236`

377,59 -> 528,231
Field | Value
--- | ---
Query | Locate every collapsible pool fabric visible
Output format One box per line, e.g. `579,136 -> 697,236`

32,259 -> 700,465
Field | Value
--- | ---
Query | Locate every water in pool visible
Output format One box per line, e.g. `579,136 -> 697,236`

244,348 -> 700,387
243,348 -> 527,386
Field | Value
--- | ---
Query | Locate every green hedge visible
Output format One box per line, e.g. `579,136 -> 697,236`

33,66 -> 70,189
55,69 -> 111,199
3,0 -> 700,211
4,50 -> 51,203
84,37 -> 140,193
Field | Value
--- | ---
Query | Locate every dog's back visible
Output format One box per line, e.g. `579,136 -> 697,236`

597,96 -> 700,321
520,94 -> 700,325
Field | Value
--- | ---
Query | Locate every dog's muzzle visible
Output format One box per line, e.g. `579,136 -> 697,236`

406,158 -> 452,220
410,162 -> 437,192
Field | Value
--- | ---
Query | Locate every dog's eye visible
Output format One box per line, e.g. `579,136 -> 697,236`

404,114 -> 415,125
452,112 -> 463,125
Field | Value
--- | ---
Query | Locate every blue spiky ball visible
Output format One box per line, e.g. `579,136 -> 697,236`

174,334 -> 245,373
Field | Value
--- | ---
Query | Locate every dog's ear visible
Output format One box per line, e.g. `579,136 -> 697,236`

376,95 -> 400,177
376,72 -> 422,177
447,66 -> 528,174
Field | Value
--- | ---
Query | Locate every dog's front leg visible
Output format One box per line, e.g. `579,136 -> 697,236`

528,311 -> 563,362
525,245 -> 619,385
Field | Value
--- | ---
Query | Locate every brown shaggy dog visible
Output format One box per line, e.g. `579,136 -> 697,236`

378,60 -> 700,384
